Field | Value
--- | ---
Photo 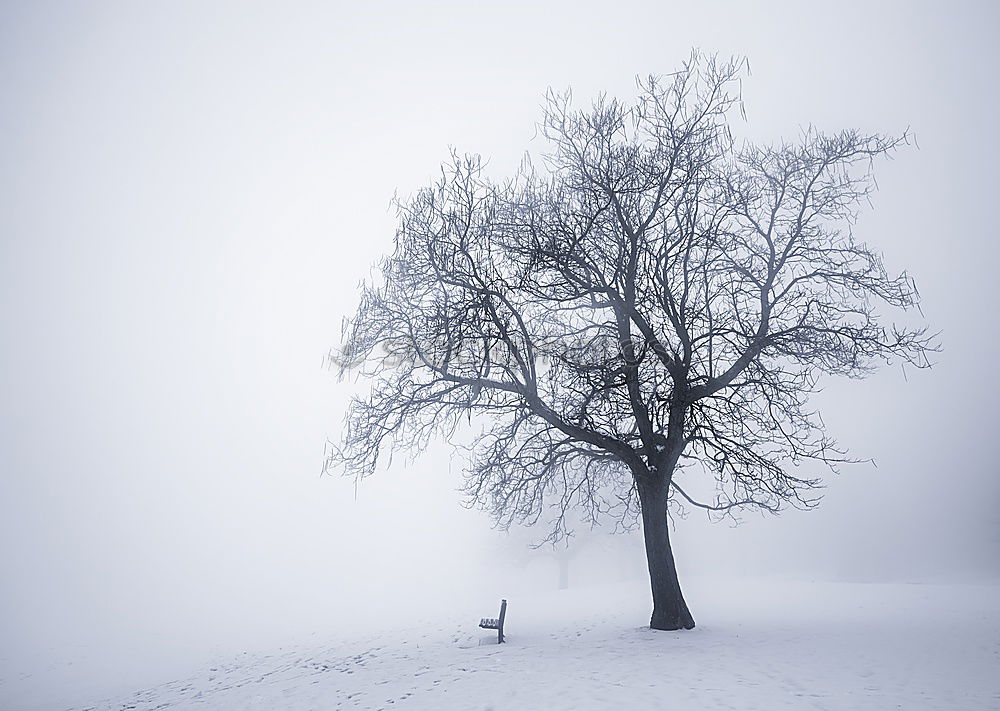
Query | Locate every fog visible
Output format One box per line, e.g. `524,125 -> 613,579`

2,1 -> 998,707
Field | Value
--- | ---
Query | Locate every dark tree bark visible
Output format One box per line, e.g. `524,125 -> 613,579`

638,477 -> 695,630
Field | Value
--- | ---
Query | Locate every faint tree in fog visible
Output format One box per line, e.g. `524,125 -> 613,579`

500,510 -> 639,591
327,52 -> 934,630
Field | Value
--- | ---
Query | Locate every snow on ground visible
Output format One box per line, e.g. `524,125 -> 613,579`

13,578 -> 1000,711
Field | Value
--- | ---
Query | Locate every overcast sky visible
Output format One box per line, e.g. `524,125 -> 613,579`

2,1 -> 998,707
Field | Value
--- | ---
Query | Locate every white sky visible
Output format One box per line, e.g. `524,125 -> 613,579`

2,0 -> 998,706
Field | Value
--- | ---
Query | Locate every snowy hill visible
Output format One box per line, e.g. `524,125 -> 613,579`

28,578 -> 997,711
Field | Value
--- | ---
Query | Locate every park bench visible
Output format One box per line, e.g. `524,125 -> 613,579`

479,599 -> 507,643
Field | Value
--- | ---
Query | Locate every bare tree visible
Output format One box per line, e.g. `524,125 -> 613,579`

326,53 -> 934,630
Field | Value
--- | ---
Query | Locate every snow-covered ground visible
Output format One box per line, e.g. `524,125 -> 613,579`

7,577 -> 999,711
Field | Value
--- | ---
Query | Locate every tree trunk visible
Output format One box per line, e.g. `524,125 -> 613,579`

638,479 -> 695,630
557,553 -> 569,590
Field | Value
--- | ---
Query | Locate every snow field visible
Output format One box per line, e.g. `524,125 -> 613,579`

45,578 -> 1000,710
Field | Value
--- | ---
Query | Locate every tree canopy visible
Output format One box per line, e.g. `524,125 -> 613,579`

327,53 -> 933,629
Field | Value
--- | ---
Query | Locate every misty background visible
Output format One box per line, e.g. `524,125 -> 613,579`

1,1 -> 998,707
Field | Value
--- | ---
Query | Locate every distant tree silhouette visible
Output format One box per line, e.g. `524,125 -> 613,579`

327,53 -> 934,630
499,509 -> 643,591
